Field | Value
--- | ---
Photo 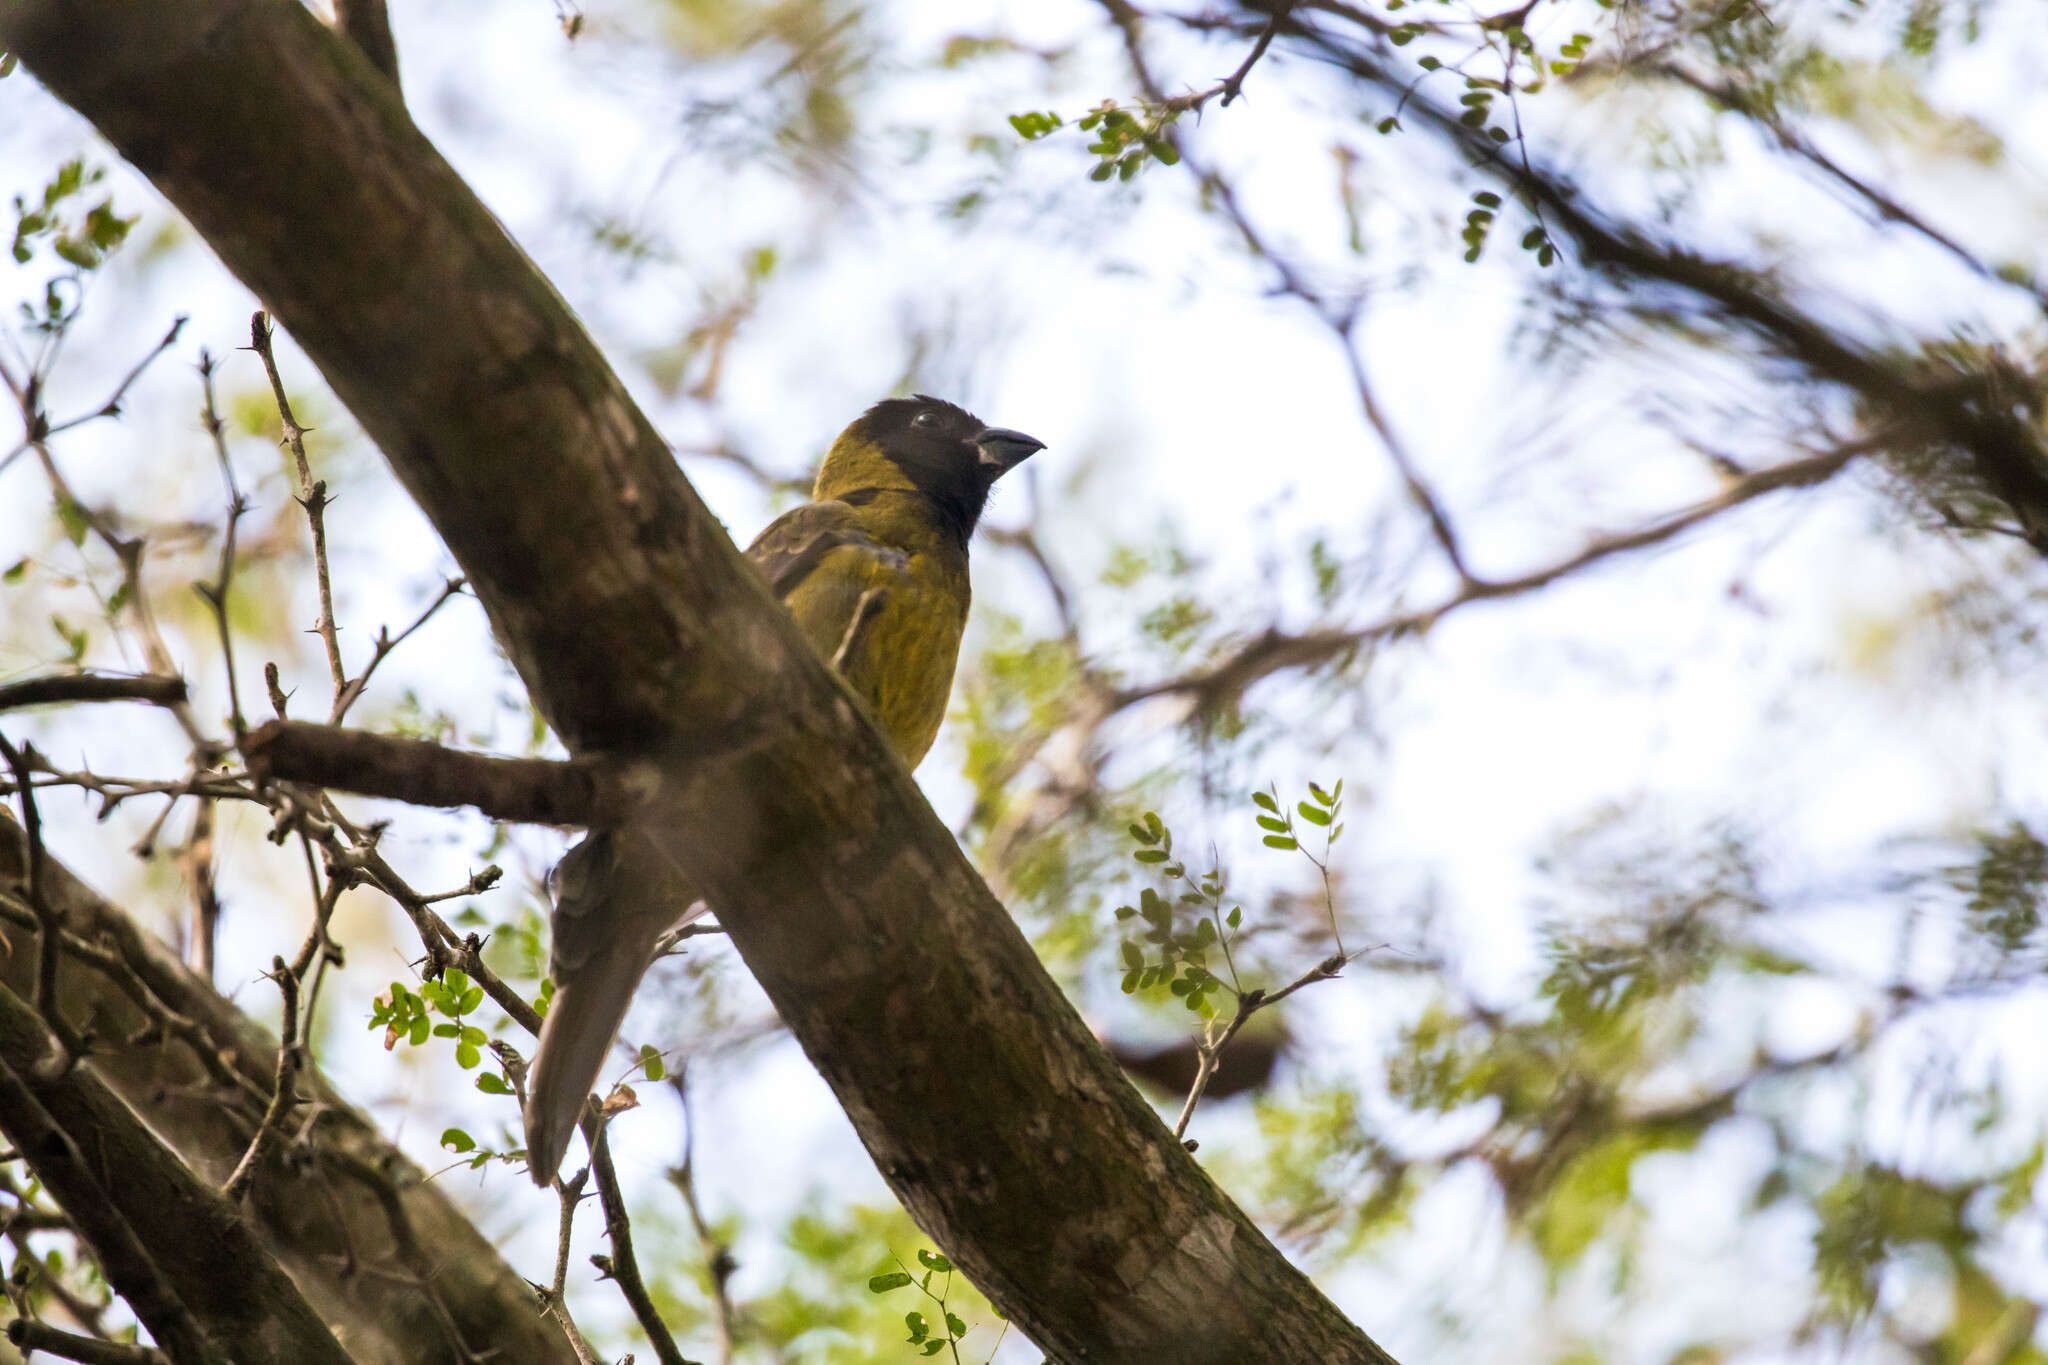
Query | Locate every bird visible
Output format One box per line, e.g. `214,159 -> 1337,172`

523,395 -> 1044,1183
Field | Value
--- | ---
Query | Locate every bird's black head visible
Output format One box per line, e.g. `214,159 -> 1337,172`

826,394 -> 1045,546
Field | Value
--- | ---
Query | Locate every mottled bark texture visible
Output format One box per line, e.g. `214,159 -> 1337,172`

0,813 -> 576,1365
0,4 -> 1398,1361
0,980 -> 348,1365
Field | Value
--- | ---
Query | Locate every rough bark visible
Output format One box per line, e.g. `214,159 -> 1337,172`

0,4 -> 1397,1361
0,812 -> 576,1365
0,981 -> 350,1365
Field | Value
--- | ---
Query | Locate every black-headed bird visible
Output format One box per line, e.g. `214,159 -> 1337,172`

524,395 -> 1044,1183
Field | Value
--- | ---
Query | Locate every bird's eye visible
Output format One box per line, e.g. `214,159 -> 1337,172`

912,410 -> 938,428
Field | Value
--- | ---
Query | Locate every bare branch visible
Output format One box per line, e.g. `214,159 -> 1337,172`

246,718 -> 624,826
0,673 -> 187,712
1114,439 -> 1865,715
588,1123 -> 698,1365
250,312 -> 347,704
666,1070 -> 739,1365
330,576 -> 466,723
6,1319 -> 170,1365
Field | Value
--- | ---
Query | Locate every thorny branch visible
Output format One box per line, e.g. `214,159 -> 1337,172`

0,316 -> 186,478
251,311 -> 348,705
221,853 -> 343,1201
589,1121 -> 699,1365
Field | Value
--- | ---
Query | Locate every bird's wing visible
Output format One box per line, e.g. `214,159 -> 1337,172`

745,498 -> 908,599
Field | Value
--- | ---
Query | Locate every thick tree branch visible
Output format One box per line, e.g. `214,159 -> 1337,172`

246,718 -> 621,825
0,982 -> 349,1365
333,0 -> 400,90
0,810 -> 576,1365
0,673 -> 188,712
0,4 -> 1397,1359
6,1319 -> 169,1365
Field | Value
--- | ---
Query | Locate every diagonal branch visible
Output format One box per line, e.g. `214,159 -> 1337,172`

0,808 -> 577,1365
0,980 -> 351,1365
0,4 -> 1399,1359
1114,437 -> 1866,713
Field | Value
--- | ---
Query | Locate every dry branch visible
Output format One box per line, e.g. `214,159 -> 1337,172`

246,718 -> 619,825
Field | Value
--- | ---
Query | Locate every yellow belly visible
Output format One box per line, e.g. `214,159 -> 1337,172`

785,544 -> 967,768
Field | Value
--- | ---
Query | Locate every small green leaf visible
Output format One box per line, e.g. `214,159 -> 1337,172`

3,558 -> 27,583
476,1073 -> 512,1095
1296,802 -> 1332,827
639,1044 -> 665,1081
945,1312 -> 968,1337
1134,848 -> 1169,864
1256,815 -> 1289,833
917,1249 -> 953,1272
920,1342 -> 947,1357
1121,941 -> 1144,971
1263,834 -> 1298,851
1226,906 -> 1242,929
455,1042 -> 481,1069
440,1128 -> 475,1153
1252,791 -> 1279,813
869,1272 -> 913,1294
53,494 -> 87,547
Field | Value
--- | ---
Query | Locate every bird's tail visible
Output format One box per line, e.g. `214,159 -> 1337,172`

524,828 -> 704,1185
523,923 -> 657,1185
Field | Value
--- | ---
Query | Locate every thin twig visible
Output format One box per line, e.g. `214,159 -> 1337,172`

0,317 -> 186,480
223,847 -> 342,1201
1217,1 -> 1293,106
194,347 -> 250,739
588,1122 -> 696,1365
1113,438 -> 1866,714
180,799 -> 220,983
330,576 -> 466,724
1171,955 -> 1346,1141
666,1070 -> 739,1365
249,312 -> 347,703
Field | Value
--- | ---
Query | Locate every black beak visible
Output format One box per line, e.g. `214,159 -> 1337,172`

974,426 -> 1045,472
